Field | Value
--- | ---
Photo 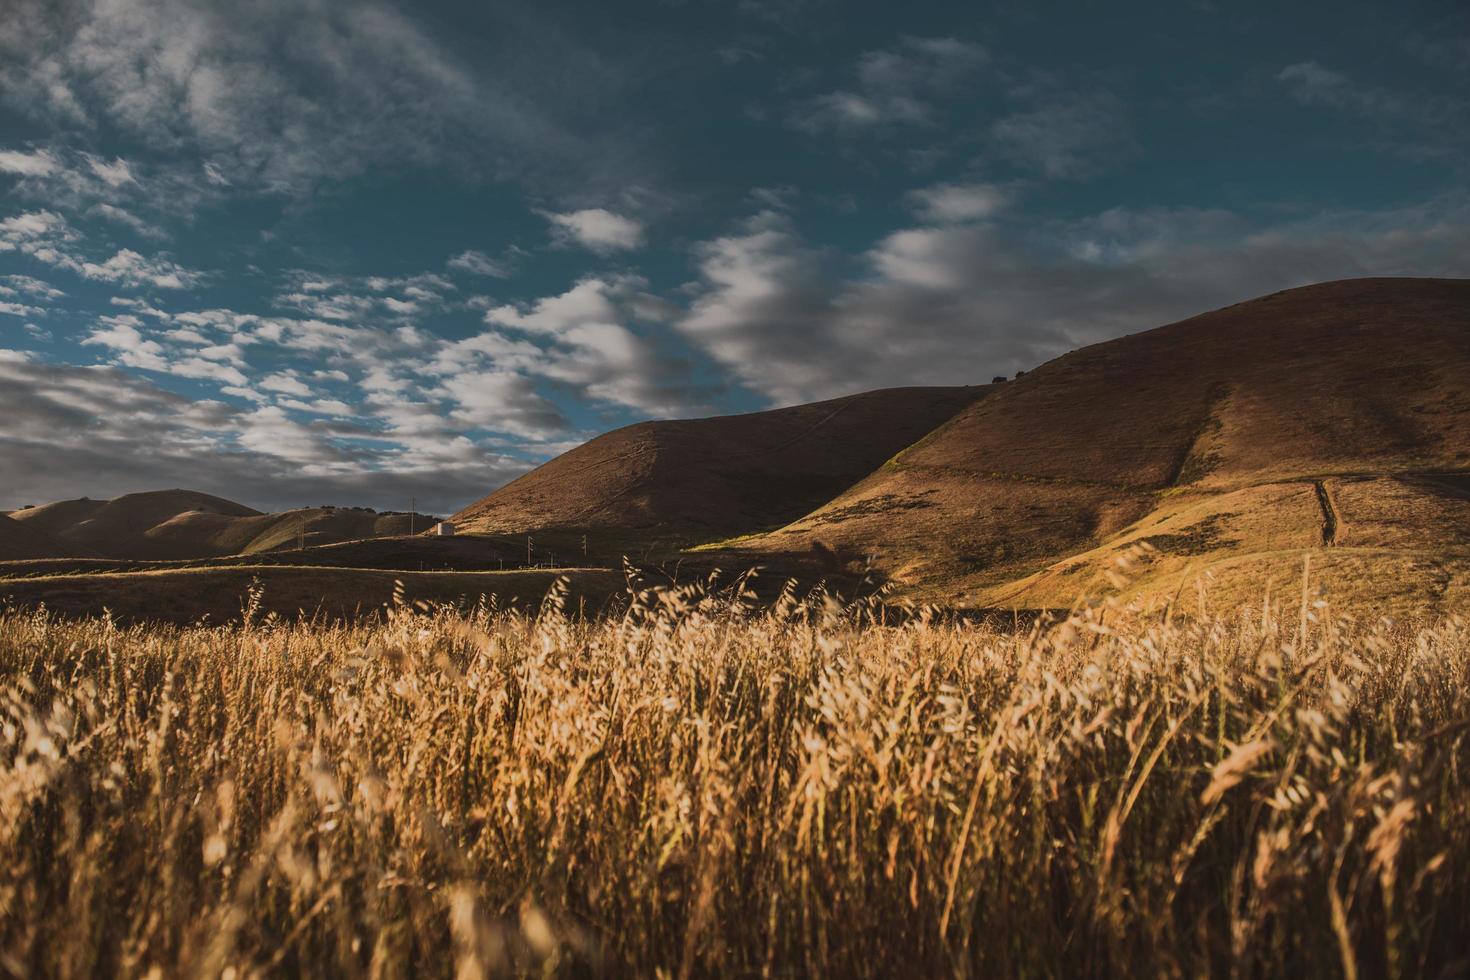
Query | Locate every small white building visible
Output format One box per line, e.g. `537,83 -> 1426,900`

432,521 -> 456,537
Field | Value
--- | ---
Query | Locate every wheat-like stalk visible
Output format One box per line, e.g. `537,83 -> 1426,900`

0,581 -> 1466,976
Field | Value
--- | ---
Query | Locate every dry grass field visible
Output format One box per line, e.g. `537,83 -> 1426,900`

3,575 -> 1467,977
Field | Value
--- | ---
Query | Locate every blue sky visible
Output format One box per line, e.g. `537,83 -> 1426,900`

2,0 -> 1467,513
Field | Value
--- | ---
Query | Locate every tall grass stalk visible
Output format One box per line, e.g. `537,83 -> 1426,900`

1,581 -> 1467,976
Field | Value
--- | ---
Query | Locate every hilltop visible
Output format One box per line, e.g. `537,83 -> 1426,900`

4,489 -> 441,561
450,385 -> 987,559
725,277 -> 1470,613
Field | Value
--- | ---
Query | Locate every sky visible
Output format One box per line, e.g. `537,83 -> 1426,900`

1,0 -> 1468,514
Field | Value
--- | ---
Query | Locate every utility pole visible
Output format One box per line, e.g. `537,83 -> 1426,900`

410,496 -> 415,536
582,534 -> 588,561
526,535 -> 532,568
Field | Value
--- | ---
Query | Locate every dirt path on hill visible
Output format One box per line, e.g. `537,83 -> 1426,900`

1312,480 -> 1339,547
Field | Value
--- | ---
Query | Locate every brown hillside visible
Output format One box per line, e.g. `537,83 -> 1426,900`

9,490 -> 260,558
0,513 -> 83,560
451,386 -> 989,545
731,278 -> 1470,612
9,491 -> 439,560
144,508 -> 435,559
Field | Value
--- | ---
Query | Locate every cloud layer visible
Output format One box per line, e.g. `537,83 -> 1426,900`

1,3 -> 1467,513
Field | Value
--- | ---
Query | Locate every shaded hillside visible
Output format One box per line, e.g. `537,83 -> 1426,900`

145,507 -> 439,558
452,386 -> 989,547
8,490 -> 440,560
0,535 -> 514,578
0,566 -> 623,625
9,490 -> 259,558
729,278 -> 1470,612
0,513 -> 82,560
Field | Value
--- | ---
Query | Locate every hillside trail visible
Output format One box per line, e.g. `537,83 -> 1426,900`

1312,480 -> 1339,547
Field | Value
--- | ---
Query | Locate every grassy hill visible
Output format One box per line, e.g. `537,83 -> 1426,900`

0,513 -> 82,560
720,278 -> 1470,614
6,489 -> 440,560
450,385 -> 989,558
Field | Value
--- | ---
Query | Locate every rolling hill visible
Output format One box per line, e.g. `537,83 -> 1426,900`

0,513 -> 80,560
450,385 -> 989,556
5,489 -> 441,561
723,278 -> 1470,614
6,277 -> 1466,620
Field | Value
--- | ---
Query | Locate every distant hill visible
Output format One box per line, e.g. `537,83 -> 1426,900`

6,489 -> 441,560
451,386 -> 989,551
0,512 -> 81,560
728,278 -> 1470,614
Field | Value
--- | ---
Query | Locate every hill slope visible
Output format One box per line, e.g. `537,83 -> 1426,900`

730,278 -> 1470,613
9,490 -> 260,558
8,490 -> 440,560
0,513 -> 82,560
451,386 -> 989,550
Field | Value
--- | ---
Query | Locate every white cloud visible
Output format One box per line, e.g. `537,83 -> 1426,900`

0,301 -> 46,318
0,146 -> 227,230
89,203 -> 166,239
484,278 -> 621,335
676,196 -> 1470,405
0,209 -> 70,244
81,316 -> 171,372
79,248 -> 203,290
81,313 -> 250,385
0,347 -> 525,513
0,0 -> 590,196
908,182 -> 1011,223
431,277 -> 707,419
279,397 -> 355,416
679,211 -> 845,404
0,147 -> 60,176
275,270 -> 455,321
235,405 -> 353,468
86,155 -> 137,187
1,275 -> 64,300
260,371 -> 314,397
436,371 -> 568,439
170,357 -> 249,386
448,248 -> 513,278
541,208 -> 644,253
0,211 -> 200,289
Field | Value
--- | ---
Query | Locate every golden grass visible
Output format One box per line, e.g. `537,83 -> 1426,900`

1,578 -> 1467,976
